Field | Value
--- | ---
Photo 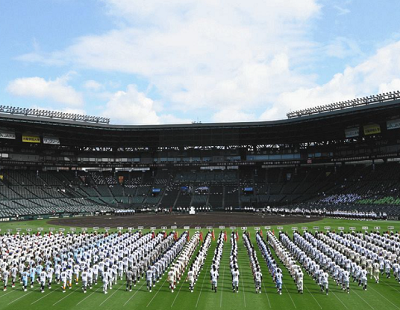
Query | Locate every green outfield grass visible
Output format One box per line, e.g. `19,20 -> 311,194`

0,217 -> 399,310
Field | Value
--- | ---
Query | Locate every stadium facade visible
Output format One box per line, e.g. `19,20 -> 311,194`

0,93 -> 399,219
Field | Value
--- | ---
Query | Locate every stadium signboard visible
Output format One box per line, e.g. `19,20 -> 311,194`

265,226 -> 271,230
43,136 -> 60,145
0,129 -> 15,140
22,135 -> 40,143
313,226 -> 319,230
206,226 -> 213,229
291,227 -> 298,231
387,118 -> 400,130
362,226 -> 368,230
345,127 -> 359,138
184,226 -> 190,230
219,226 -> 225,229
374,226 -> 381,230
388,226 -> 394,230
302,227 -> 308,231
161,226 -> 167,230
277,226 -> 283,230
363,124 -> 381,135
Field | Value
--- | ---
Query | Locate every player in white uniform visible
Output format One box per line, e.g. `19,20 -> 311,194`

360,267 -> 368,290
47,266 -> 54,289
81,269 -> 88,293
342,270 -> 350,293
295,269 -> 303,294
10,265 -> 18,288
40,270 -> 47,293
21,270 -> 29,291
320,271 -> 329,295
146,267 -> 153,292
74,264 -> 80,284
210,265 -> 219,293
254,268 -> 262,294
232,267 -> 239,293
275,269 -> 283,295
60,269 -> 68,293
2,268 -> 9,291
168,267 -> 176,293
186,267 -> 195,292
103,268 -> 110,294
373,261 -> 380,283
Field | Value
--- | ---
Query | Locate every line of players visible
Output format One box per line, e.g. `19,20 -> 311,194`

302,232 -> 368,291
242,232 -> 263,293
210,232 -> 224,293
0,230 -> 185,294
367,232 -> 400,281
229,232 -> 240,293
167,232 -> 200,292
267,231 -> 303,294
330,231 -> 398,282
186,232 -> 212,292
256,231 -> 284,295
141,231 -> 188,293
280,232 -> 333,295
317,232 -> 381,285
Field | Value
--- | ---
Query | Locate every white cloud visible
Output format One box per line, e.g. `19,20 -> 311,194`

212,109 -> 256,123
17,0 -> 320,121
7,75 -> 83,106
261,40 -> 400,120
159,114 -> 191,124
103,84 -> 160,124
103,84 -> 194,124
84,80 -> 103,91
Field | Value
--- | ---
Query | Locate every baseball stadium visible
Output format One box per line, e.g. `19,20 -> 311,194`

0,93 -> 400,310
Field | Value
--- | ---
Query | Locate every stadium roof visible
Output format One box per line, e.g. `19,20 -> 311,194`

0,98 -> 399,148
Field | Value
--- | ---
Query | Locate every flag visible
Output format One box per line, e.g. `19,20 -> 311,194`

174,231 -> 178,241
152,232 -> 155,239
163,231 -> 167,239
260,229 -> 263,237
187,231 -> 190,241
272,229 -> 275,235
200,231 -> 203,242
224,231 -> 227,242
248,231 -> 251,238
211,230 -> 215,241
235,231 -> 239,241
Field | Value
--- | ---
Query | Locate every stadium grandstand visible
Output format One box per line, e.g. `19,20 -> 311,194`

0,92 -> 400,220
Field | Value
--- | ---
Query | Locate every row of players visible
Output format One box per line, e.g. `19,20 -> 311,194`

2,229 -> 398,295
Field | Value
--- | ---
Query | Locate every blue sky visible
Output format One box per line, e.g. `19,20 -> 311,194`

1,0 -> 400,124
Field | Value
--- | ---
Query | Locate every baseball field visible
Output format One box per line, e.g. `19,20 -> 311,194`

0,213 -> 399,310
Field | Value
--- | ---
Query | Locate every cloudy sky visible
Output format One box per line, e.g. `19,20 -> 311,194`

1,0 -> 400,124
